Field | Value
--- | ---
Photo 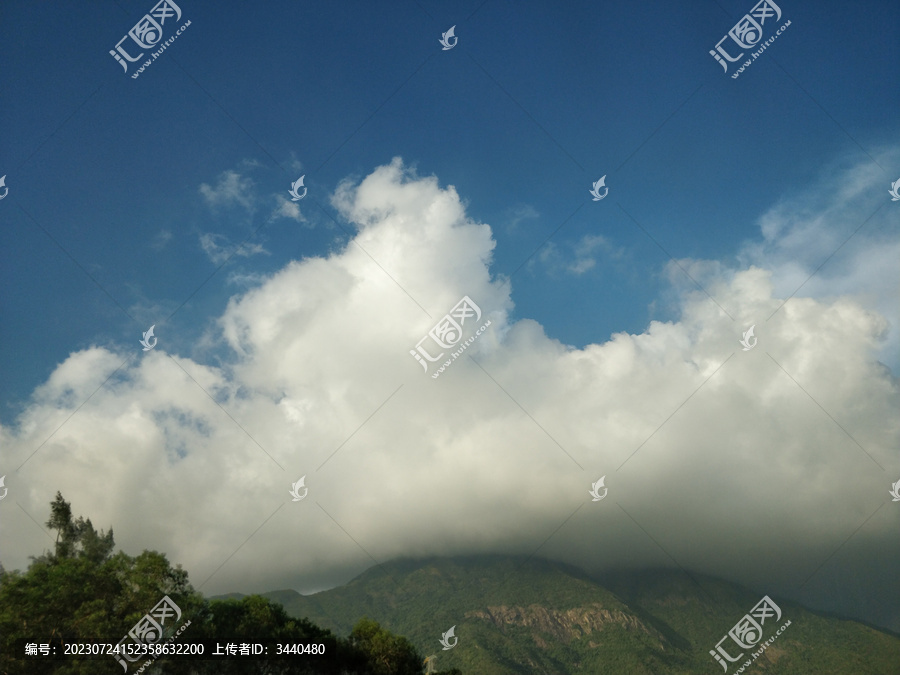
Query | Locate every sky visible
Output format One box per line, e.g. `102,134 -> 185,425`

1,0 -> 899,641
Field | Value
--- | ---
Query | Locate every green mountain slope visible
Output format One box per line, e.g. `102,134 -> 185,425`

215,556 -> 900,674
602,568 -> 900,675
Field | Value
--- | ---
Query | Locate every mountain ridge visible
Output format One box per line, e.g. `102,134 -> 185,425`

211,555 -> 900,674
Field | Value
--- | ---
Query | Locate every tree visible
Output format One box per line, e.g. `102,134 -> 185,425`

35,491 -> 114,564
349,617 -> 424,675
0,494 -> 203,675
1,494 -> 451,675
45,490 -> 76,558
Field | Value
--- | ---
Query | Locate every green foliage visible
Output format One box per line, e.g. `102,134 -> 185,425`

179,595 -> 367,675
32,492 -> 115,563
32,491 -> 115,565
349,617 -> 423,675
6,493 -> 899,673
262,555 -> 900,675
0,546 -> 203,674
0,494 -> 438,675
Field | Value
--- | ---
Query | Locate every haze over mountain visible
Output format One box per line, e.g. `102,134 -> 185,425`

215,555 -> 900,675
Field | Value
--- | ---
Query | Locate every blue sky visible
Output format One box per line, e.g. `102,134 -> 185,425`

3,0 -> 896,416
2,0 -> 899,639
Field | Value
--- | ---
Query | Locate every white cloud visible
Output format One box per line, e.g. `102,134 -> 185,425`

737,148 -> 900,367
2,158 -> 897,632
504,203 -> 539,233
198,232 -> 268,265
199,170 -> 255,211
274,196 -> 307,224
569,234 -> 620,274
534,233 -> 621,276
150,229 -> 173,251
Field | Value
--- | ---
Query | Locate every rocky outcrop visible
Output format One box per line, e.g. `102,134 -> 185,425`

465,603 -> 656,644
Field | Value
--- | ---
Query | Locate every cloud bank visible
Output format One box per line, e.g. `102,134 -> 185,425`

2,158 -> 897,631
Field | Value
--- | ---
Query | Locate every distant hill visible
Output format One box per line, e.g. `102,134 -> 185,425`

212,555 -> 900,674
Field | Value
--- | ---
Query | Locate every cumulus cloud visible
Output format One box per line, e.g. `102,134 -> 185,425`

737,148 -> 900,367
2,158 -> 897,631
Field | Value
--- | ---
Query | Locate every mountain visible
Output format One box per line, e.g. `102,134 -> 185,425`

213,555 -> 900,674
